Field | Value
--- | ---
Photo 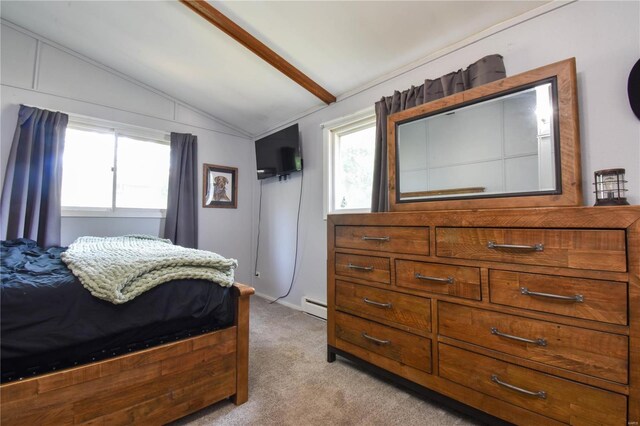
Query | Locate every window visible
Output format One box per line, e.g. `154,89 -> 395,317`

323,108 -> 376,217
61,119 -> 170,217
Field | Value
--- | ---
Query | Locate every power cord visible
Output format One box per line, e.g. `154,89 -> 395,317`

271,168 -> 303,304
253,180 -> 263,277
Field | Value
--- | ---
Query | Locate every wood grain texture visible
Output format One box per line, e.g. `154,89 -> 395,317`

436,227 -> 627,272
335,253 -> 391,284
396,260 -> 481,300
438,302 -> 628,383
400,187 -> 485,198
327,206 -> 640,424
439,344 -> 627,425
180,0 -> 335,104
335,311 -> 431,373
1,328 -> 236,425
329,206 -> 640,229
489,270 -> 627,325
327,216 -> 337,349
387,58 -> 581,211
334,339 -> 565,426
1,283 -> 254,425
232,282 -> 254,405
333,266 -> 629,336
336,280 -> 431,333
437,335 -> 629,395
336,245 -> 629,283
335,225 -> 429,255
628,218 -> 640,423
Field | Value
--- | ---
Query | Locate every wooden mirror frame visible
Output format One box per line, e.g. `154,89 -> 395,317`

388,58 -> 582,211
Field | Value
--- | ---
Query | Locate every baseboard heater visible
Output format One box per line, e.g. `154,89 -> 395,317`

301,297 -> 327,320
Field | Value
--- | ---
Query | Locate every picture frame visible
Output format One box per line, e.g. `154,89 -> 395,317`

203,164 -> 238,208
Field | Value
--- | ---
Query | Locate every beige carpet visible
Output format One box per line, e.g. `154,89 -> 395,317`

172,297 -> 482,426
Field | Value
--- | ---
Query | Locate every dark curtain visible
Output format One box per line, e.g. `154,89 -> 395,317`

1,105 -> 68,247
371,54 -> 506,212
164,132 -> 198,248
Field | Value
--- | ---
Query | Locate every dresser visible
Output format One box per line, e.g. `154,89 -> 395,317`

327,206 -> 640,425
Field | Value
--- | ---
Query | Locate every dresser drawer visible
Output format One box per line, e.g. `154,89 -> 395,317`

490,270 -> 628,325
436,227 -> 627,272
396,260 -> 480,300
335,253 -> 390,284
335,311 -> 431,373
336,226 -> 429,255
438,302 -> 628,383
439,344 -> 627,425
335,280 -> 431,333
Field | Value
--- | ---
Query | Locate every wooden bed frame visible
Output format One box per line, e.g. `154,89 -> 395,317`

0,282 -> 254,425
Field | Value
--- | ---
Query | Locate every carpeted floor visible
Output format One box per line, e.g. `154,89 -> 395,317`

172,296 -> 482,426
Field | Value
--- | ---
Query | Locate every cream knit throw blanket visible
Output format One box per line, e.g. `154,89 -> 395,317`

61,235 -> 237,304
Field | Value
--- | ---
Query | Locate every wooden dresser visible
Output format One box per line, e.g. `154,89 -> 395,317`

327,206 -> 640,425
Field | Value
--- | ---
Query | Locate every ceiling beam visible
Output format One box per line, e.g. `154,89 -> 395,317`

181,0 -> 336,105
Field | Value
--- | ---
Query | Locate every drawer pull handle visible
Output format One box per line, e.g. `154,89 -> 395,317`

362,236 -> 390,242
520,287 -> 584,303
348,263 -> 374,271
487,241 -> 544,252
363,298 -> 392,309
361,332 -> 391,345
415,273 -> 454,284
491,375 -> 547,399
491,327 -> 547,346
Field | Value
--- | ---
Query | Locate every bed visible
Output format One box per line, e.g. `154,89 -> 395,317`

1,238 -> 254,425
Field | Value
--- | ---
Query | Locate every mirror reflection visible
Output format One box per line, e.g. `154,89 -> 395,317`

397,82 -> 558,202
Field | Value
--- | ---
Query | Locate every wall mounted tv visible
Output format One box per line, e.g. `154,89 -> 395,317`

255,123 -> 302,180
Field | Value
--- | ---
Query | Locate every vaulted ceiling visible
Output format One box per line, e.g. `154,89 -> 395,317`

0,1 -> 549,136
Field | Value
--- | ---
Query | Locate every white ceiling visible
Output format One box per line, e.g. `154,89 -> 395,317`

0,1 -> 548,136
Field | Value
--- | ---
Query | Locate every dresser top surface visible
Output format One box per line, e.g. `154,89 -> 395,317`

328,206 -> 640,229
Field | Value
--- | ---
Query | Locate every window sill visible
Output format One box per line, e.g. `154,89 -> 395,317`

62,208 -> 166,219
324,208 -> 370,220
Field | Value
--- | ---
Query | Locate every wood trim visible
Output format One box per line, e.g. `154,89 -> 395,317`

328,205 -> 640,229
231,283 -> 254,405
388,58 -> 582,211
180,0 -> 336,105
400,187 -> 485,198
327,215 -> 337,349
628,218 -> 640,423
0,282 -> 255,425
233,282 -> 256,297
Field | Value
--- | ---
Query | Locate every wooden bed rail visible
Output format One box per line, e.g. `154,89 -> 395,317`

1,282 -> 255,425
232,282 -> 255,405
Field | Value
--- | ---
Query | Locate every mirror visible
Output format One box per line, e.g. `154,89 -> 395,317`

388,58 -> 582,211
398,82 -> 557,200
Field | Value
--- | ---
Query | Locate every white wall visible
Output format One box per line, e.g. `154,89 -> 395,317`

0,21 -> 256,284
253,1 -> 640,308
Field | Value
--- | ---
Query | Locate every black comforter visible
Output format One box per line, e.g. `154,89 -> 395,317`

1,238 -> 234,382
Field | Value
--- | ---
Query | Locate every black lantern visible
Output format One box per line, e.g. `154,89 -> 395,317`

593,168 -> 629,206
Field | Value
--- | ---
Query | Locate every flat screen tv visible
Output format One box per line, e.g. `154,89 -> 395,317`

255,123 -> 302,180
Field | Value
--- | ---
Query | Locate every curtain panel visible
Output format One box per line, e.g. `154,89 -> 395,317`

371,54 -> 506,212
164,132 -> 198,248
1,105 -> 68,247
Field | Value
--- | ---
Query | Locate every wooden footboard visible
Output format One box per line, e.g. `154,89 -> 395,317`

0,282 -> 254,425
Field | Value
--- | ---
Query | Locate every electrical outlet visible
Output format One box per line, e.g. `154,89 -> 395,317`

255,272 -> 261,278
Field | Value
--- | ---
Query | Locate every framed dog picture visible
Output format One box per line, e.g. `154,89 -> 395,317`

203,164 -> 238,209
